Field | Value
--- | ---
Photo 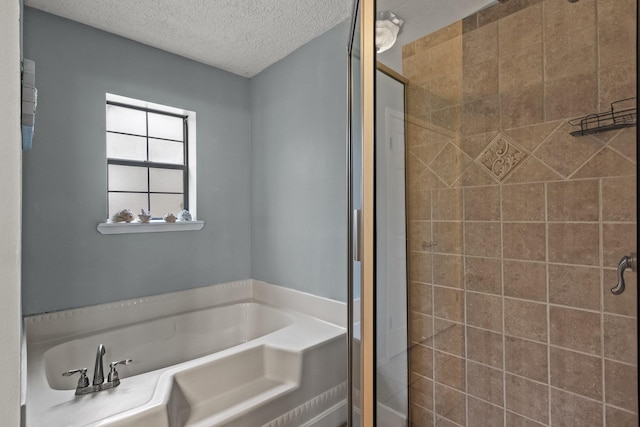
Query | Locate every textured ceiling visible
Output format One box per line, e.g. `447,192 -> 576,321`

24,0 -> 353,77
24,0 -> 496,78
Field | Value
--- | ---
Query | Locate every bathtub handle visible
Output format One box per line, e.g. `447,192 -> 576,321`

108,359 -> 133,383
62,368 -> 89,389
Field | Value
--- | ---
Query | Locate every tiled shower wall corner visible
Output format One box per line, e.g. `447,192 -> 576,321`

402,0 -> 637,425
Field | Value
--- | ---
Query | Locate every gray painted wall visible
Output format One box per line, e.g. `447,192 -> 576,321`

250,22 -> 348,302
22,8 -> 252,315
22,8 -> 348,315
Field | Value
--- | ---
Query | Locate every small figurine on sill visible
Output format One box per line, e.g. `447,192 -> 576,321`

111,209 -> 134,223
177,210 -> 192,221
138,209 -> 151,223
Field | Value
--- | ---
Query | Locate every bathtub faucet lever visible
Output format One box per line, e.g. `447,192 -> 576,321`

93,344 -> 106,386
108,359 -> 133,385
62,368 -> 89,392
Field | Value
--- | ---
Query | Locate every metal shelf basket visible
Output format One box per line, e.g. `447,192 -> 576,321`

569,97 -> 637,137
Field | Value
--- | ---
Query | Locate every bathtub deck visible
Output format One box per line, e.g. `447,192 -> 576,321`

186,378 -> 296,427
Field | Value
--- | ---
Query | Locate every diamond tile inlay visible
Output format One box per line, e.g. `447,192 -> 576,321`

478,134 -> 527,181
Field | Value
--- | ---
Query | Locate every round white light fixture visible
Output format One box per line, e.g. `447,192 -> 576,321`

376,11 -> 404,53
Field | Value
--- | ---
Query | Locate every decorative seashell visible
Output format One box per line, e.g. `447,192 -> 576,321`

138,215 -> 151,223
177,209 -> 192,221
163,213 -> 177,223
138,209 -> 151,223
112,209 -> 134,223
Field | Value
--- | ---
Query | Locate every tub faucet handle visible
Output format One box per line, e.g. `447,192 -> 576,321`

108,359 -> 132,383
62,368 -> 89,389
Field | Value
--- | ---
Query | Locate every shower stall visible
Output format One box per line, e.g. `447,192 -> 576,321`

348,0 -> 638,425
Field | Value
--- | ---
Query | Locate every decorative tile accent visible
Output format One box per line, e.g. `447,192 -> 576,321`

607,127 -> 637,162
452,162 -> 499,187
429,143 -> 472,187
478,133 -> 527,181
503,120 -> 562,152
503,155 -> 563,183
572,147 -> 636,179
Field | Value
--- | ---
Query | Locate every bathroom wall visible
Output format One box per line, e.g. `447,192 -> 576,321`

0,0 -> 23,424
22,8 -> 349,314
22,8 -> 252,315
250,22 -> 348,302
403,0 -> 637,425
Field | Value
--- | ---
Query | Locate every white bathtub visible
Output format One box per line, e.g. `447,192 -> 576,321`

25,280 -> 347,427
45,302 -> 293,391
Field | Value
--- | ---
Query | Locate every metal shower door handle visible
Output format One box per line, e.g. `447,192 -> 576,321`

353,209 -> 361,262
611,252 -> 637,295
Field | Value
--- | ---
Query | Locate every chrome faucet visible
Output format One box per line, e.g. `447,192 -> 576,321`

93,344 -> 106,385
62,344 -> 132,395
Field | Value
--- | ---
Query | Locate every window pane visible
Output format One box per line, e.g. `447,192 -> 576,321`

148,113 -> 183,141
106,105 -> 146,136
149,139 -> 184,164
108,192 -> 148,218
108,165 -> 148,192
106,133 -> 147,161
149,168 -> 184,193
150,193 -> 184,217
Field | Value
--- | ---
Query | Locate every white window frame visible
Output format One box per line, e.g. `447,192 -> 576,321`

98,93 -> 203,234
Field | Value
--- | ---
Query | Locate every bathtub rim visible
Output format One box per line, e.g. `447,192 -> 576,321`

24,279 -> 347,345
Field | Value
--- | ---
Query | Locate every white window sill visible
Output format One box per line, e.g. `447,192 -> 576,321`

97,220 -> 205,235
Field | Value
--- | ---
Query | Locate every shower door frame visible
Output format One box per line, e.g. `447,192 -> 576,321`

358,0 -> 376,422
361,0 -> 376,421
347,0 -> 377,424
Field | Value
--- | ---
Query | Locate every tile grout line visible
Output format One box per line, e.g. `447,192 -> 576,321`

500,173 -> 508,426
545,179 -> 552,426
505,408 -> 548,427
565,142 -> 607,181
599,176 -> 607,426
430,187 -> 436,427
595,0 -> 601,113
605,140 -> 638,165
417,219 -> 634,224
462,184 -> 470,427
424,291 -> 638,326
541,0 -> 547,125
411,252 -> 633,274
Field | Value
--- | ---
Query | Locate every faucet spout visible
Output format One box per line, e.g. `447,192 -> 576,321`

611,253 -> 638,295
93,344 -> 106,385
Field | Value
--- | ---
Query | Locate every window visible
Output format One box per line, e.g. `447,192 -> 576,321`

106,101 -> 188,218
98,94 -> 201,234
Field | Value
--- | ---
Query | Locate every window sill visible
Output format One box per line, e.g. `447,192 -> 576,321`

97,220 -> 204,235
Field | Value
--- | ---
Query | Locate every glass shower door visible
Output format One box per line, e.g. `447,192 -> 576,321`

347,1 -> 362,424
355,0 -> 638,425
348,0 -> 378,424
375,69 -> 408,425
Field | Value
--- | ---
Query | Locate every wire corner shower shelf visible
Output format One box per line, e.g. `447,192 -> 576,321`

569,97 -> 637,137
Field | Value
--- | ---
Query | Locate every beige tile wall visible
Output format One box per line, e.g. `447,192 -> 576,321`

402,0 -> 637,425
